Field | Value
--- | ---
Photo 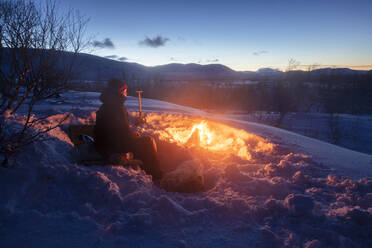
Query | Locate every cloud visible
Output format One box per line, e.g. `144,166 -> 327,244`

103,55 -> 127,61
104,55 -> 118,59
206,59 -> 219,63
92,38 -> 115,49
253,50 -> 268,56
139,35 -> 169,48
196,59 -> 219,64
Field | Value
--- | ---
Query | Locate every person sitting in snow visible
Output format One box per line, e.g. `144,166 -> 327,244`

94,78 -> 162,180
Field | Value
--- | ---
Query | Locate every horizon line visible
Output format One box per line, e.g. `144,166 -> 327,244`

96,55 -> 372,72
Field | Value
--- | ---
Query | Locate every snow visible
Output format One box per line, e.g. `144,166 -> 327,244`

219,112 -> 372,155
1,91 -> 372,247
207,116 -> 372,179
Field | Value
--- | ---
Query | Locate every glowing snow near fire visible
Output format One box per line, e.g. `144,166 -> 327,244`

134,113 -> 274,161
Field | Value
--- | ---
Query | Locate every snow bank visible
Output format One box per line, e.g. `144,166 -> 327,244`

209,116 -> 372,179
1,92 -> 371,247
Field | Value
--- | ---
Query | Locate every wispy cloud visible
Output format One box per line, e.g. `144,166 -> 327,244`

253,50 -> 268,56
139,35 -> 169,48
103,55 -> 128,62
92,38 -> 115,49
206,59 -> 219,63
104,55 -> 118,59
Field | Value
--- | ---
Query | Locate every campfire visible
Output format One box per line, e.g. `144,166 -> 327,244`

185,121 -> 213,146
134,113 -> 274,161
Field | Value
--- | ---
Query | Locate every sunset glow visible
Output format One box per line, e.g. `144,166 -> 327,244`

42,0 -> 372,71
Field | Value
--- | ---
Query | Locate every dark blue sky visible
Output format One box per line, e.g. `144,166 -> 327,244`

50,0 -> 372,71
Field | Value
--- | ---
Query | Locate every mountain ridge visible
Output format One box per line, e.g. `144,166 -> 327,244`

2,48 -> 371,81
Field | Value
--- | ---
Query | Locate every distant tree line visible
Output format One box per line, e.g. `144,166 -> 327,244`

71,68 -> 372,124
122,70 -> 372,117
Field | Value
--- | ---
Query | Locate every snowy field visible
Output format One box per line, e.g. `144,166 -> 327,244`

215,111 -> 372,155
1,91 -> 372,247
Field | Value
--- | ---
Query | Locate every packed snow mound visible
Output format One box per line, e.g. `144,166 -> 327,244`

1,109 -> 372,248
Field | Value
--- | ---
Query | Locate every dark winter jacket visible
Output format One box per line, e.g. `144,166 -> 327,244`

94,89 -> 135,158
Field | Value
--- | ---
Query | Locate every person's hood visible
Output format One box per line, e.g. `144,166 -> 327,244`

99,89 -> 126,105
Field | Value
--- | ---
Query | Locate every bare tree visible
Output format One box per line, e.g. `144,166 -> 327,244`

286,58 -> 300,72
0,0 -> 90,166
271,59 -> 301,127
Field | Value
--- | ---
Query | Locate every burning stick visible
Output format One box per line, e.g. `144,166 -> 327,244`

136,90 -> 143,114
135,90 -> 146,125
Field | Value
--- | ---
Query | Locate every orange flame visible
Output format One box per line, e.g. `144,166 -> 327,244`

187,121 -> 213,146
133,113 -> 274,161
